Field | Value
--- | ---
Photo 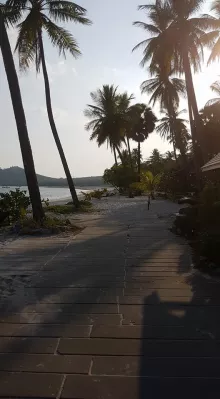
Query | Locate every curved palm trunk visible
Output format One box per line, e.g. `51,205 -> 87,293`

39,32 -> 79,208
0,12 -> 44,221
115,145 -> 123,164
113,146 -> 118,166
126,137 -> 133,169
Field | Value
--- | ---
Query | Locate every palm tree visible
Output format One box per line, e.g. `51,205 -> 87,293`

156,109 -> 190,159
118,92 -> 135,168
85,85 -> 133,165
141,65 -> 186,159
133,0 -> 217,179
0,7 -> 44,221
208,1 -> 220,64
127,104 -> 157,179
5,0 -> 91,208
205,80 -> 220,107
141,170 -> 161,197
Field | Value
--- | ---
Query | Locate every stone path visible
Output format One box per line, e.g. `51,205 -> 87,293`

0,197 -> 220,398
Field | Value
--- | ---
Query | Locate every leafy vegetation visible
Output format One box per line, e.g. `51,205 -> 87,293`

0,189 -> 30,222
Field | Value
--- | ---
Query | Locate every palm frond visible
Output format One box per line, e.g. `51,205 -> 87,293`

211,0 -> 220,15
47,0 -> 91,25
0,2 -> 23,27
211,80 -> 220,95
43,18 -> 81,57
15,9 -> 40,71
205,98 -> 220,107
133,21 -> 161,34
208,36 -> 220,63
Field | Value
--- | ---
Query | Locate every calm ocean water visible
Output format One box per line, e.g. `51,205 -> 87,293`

0,186 -> 92,202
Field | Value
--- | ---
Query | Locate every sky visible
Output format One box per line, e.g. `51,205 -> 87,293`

0,0 -> 219,178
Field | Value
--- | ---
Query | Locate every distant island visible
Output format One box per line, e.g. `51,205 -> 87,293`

0,167 -> 105,188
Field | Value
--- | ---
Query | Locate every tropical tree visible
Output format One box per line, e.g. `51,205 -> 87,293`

205,80 -> 220,107
0,7 -> 44,221
5,0 -> 91,208
118,92 -> 135,168
208,1 -> 220,64
133,0 -> 218,180
200,103 -> 220,158
85,85 -> 133,165
141,170 -> 161,197
156,109 -> 190,159
141,65 -> 186,160
127,104 -> 157,179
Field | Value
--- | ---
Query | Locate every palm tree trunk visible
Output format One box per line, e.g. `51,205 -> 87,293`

113,146 -> 118,166
183,49 -> 202,187
167,106 -> 177,161
0,11 -> 44,222
38,32 -> 79,208
115,145 -> 123,164
126,137 -> 133,169
138,142 -> 141,181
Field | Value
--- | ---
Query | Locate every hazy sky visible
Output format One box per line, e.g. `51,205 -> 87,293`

0,0 -> 219,178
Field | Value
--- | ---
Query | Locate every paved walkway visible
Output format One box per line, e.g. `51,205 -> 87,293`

0,197 -> 220,398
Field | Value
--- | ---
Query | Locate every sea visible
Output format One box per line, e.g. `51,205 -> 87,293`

0,186 -> 93,202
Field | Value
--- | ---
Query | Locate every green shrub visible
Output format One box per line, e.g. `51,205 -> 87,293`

18,216 -> 81,235
46,205 -> 75,215
103,165 -> 138,192
81,192 -> 92,201
0,189 -> 30,222
129,182 -> 145,196
197,229 -> 220,264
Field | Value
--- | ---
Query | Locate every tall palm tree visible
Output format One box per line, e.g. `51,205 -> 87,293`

141,65 -> 186,159
127,104 -> 157,179
0,7 -> 44,221
133,0 -> 217,179
118,92 -> 134,168
85,85 -> 133,165
156,109 -> 190,159
5,0 -> 91,208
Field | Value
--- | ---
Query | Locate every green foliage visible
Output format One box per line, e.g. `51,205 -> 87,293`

85,85 -> 132,153
104,165 -> 137,192
90,190 -> 103,200
200,182 -> 220,206
0,189 -> 30,222
81,189 -> 107,201
4,0 -> 91,72
81,192 -> 92,201
197,229 -> 220,265
46,200 -> 93,215
141,171 -> 161,193
129,182 -> 145,195
19,216 -> 81,235
46,205 -> 75,215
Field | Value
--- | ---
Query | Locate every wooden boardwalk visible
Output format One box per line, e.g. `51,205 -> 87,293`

0,197 -> 219,398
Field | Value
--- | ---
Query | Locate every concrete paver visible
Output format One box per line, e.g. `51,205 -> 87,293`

0,197 -> 220,398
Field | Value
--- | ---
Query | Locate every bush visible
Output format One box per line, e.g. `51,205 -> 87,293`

200,182 -> 220,206
103,165 -> 138,192
196,229 -> 220,265
0,189 -> 30,222
173,206 -> 198,237
129,182 -> 145,196
18,216 -> 81,235
46,205 -> 75,215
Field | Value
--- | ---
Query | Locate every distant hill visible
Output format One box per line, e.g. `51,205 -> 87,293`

0,167 -> 105,188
